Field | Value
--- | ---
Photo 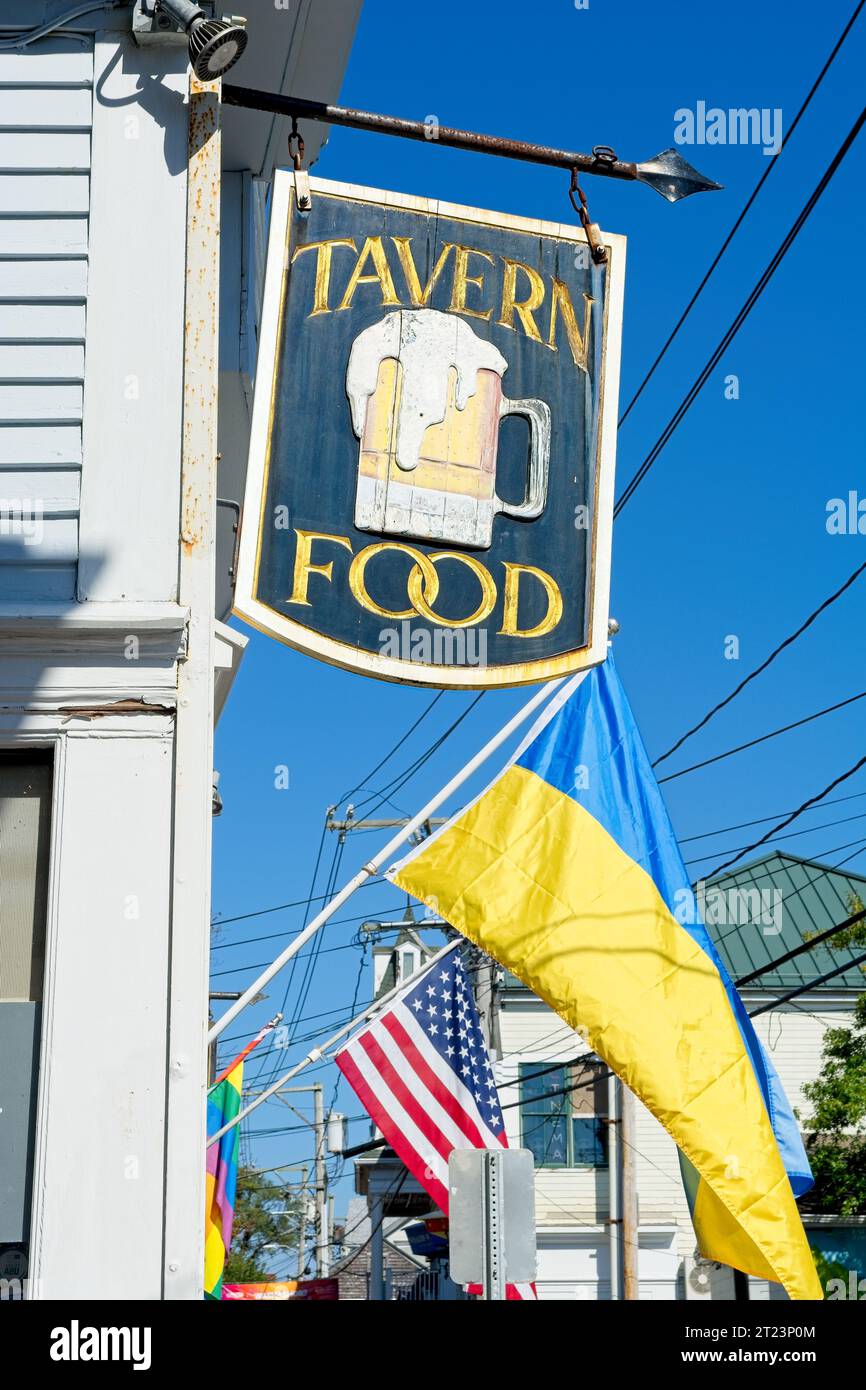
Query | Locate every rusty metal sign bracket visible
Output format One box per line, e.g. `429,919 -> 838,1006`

221,85 -> 722,203
288,114 -> 311,211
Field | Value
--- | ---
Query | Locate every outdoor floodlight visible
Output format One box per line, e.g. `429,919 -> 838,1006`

156,0 -> 248,80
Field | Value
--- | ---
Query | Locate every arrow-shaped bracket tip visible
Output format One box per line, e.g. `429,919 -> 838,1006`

636,147 -> 723,203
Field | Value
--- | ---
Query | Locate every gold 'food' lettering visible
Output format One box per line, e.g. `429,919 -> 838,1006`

349,541 -> 440,620
285,530 -> 565,640
337,236 -> 401,312
407,551 -> 497,629
291,239 -> 357,317
288,529 -> 353,606
499,561 -> 563,638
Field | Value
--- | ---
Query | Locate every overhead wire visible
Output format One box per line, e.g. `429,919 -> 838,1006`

614,107 -> 866,517
710,753 -> 866,877
658,688 -> 866,784
653,559 -> 866,768
617,0 -> 866,428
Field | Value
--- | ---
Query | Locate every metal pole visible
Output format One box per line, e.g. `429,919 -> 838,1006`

208,674 -> 572,1043
369,1194 -> 385,1301
473,949 -> 501,1058
220,87 -> 722,202
297,1164 -> 308,1279
313,1084 -> 329,1277
163,73 -> 221,1301
207,939 -> 457,1146
621,1083 -> 640,1300
607,1074 -> 621,1300
481,1151 -> 506,1301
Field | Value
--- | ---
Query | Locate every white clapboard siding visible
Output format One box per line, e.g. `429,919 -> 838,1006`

0,88 -> 92,128
0,41 -> 91,598
0,303 -> 87,341
0,424 -> 81,466
0,217 -> 89,258
0,131 -> 91,172
0,260 -> 88,299
0,344 -> 84,381
0,173 -> 89,214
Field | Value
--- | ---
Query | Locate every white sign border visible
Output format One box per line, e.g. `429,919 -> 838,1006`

234,172 -> 626,689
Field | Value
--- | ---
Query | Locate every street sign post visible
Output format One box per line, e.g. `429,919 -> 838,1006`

448,1148 -> 536,1299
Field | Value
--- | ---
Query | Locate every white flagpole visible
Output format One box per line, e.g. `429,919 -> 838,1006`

208,675 -> 566,1044
207,940 -> 459,1147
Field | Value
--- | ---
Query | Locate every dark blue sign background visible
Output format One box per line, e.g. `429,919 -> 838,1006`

255,189 -> 608,673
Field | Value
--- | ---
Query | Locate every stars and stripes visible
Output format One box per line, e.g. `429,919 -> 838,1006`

336,945 -> 505,1214
336,944 -> 535,1298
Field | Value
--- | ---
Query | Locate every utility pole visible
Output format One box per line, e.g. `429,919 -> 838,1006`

620,1082 -> 640,1300
297,1165 -> 308,1278
313,1084 -> 328,1277
472,947 -> 502,1057
269,1084 -> 330,1276
607,1074 -> 622,1300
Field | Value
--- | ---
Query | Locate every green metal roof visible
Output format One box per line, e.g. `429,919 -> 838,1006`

704,852 -> 866,991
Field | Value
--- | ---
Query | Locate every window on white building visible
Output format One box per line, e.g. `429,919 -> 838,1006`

519,1059 -> 608,1169
0,751 -> 53,1282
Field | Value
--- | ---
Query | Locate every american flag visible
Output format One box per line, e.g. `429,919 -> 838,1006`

335,943 -> 535,1300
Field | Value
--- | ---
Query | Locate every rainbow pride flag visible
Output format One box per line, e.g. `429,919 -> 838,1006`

390,657 -> 821,1300
205,1061 -> 242,1300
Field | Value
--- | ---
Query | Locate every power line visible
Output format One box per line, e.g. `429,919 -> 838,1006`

737,906 -> 866,987
336,692 -> 444,808
683,815 -> 866,869
749,949 -> 866,1017
211,873 -> 384,930
658,688 -> 866,784
679,789 -> 866,844
654,558 -> 866,768
210,902 -> 410,952
706,835 -> 866,955
353,692 -> 485,818
710,753 -> 866,878
617,0 -> 866,428
614,104 -> 866,516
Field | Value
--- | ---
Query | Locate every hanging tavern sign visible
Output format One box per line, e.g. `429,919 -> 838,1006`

235,173 -> 625,687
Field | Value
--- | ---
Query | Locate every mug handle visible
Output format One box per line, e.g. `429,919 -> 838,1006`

495,396 -> 552,521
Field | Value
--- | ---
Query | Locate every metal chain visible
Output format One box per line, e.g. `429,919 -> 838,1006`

569,167 -> 608,265
288,115 -> 305,171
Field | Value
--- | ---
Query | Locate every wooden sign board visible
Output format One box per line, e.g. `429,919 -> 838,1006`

235,174 -> 625,687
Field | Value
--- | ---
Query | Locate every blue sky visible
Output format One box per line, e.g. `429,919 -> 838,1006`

211,0 -> 866,1266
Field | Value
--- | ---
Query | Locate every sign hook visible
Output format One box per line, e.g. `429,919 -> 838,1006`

289,116 -> 311,210
569,166 -> 607,265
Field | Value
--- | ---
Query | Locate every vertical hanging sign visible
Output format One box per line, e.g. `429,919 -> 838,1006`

236,173 -> 625,687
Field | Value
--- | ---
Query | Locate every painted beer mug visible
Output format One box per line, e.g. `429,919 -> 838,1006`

346,308 -> 551,550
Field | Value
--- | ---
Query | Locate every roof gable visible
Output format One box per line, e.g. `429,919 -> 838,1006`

702,852 -> 866,991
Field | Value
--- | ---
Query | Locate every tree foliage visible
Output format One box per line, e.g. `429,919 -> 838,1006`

802,979 -> 866,1216
224,1166 -> 304,1283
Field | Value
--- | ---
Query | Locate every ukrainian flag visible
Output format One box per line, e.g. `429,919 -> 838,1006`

389,658 -> 821,1300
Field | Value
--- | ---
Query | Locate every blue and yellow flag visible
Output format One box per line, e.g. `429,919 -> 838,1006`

389,657 -> 821,1300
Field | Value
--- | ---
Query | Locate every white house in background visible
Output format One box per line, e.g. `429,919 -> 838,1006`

0,0 -> 361,1299
497,852 -> 866,1300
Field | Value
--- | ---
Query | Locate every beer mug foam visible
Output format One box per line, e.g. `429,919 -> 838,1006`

347,308 -> 550,550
